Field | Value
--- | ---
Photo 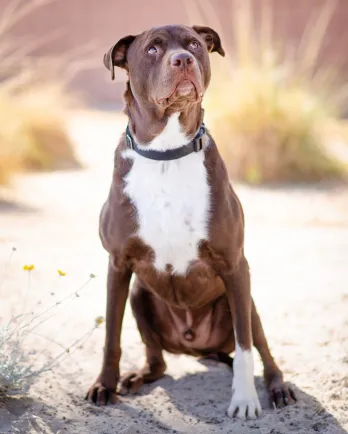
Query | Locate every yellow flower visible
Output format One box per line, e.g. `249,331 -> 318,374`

23,264 -> 35,271
57,269 -> 66,277
95,316 -> 105,327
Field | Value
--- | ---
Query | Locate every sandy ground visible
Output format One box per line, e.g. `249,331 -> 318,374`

0,111 -> 347,434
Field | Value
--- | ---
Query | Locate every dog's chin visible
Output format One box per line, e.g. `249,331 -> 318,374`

157,80 -> 202,109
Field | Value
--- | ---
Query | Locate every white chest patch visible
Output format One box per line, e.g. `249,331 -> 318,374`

122,113 -> 210,275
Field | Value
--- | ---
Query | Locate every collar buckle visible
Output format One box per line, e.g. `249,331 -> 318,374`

126,133 -> 133,150
194,137 -> 203,152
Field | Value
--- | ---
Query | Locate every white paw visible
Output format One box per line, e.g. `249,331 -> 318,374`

228,345 -> 261,419
227,390 -> 262,420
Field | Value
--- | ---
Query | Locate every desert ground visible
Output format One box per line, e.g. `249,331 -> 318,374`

0,111 -> 347,434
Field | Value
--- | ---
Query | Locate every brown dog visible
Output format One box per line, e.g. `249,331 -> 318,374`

86,24 -> 296,419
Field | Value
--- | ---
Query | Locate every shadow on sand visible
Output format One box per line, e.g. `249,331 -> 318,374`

0,395 -> 60,434
117,359 -> 347,434
2,360 -> 347,434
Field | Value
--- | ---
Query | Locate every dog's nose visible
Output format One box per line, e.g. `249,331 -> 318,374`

170,52 -> 194,69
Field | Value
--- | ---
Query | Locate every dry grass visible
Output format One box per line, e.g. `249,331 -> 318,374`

0,248 -> 102,397
0,81 -> 80,185
186,0 -> 348,183
0,0 -> 89,185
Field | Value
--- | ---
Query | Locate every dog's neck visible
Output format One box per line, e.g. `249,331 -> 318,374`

124,83 -> 203,145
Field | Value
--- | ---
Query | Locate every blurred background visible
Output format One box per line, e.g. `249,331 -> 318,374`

0,1 -> 347,433
1,0 -> 348,184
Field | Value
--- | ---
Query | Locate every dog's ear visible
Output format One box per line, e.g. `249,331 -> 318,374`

103,35 -> 137,80
192,25 -> 225,57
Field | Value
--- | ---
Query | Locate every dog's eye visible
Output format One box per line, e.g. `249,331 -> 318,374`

190,41 -> 199,49
148,46 -> 157,54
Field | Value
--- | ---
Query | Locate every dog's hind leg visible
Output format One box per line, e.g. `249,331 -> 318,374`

118,279 -> 166,395
251,299 -> 296,407
200,352 -> 234,368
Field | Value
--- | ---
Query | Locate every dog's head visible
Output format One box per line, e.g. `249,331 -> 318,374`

104,25 -> 225,112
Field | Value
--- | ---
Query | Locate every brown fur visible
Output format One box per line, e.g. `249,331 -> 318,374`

86,24 -> 296,411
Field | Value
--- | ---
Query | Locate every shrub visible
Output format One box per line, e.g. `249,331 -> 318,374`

0,0 -> 82,185
0,247 -> 102,396
0,82 -> 80,184
187,0 -> 348,183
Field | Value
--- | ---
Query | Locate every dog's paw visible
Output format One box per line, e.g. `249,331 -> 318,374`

268,375 -> 297,408
227,390 -> 262,420
118,371 -> 145,395
85,381 -> 118,406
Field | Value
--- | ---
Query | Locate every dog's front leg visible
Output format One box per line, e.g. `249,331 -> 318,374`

86,258 -> 131,405
223,257 -> 262,420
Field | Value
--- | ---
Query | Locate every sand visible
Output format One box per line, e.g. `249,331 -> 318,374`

0,111 -> 347,434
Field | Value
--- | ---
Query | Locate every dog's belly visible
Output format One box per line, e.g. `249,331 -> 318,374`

150,292 -> 235,356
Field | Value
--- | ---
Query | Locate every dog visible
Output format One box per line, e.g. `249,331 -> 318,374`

86,24 -> 296,419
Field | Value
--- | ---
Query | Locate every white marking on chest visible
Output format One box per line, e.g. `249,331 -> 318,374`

122,113 -> 210,275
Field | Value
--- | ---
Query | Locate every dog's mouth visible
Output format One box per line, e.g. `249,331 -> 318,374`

157,78 -> 203,106
174,79 -> 196,97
